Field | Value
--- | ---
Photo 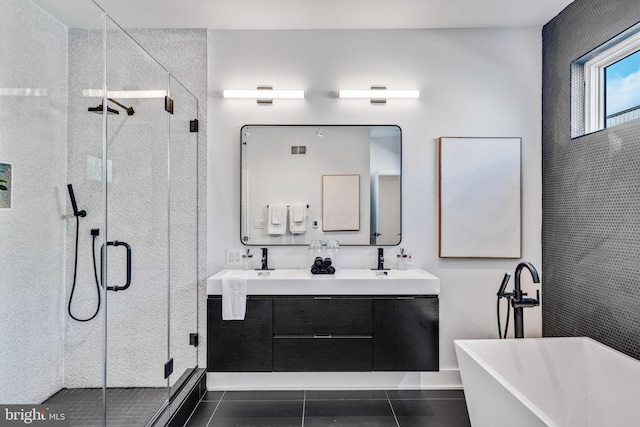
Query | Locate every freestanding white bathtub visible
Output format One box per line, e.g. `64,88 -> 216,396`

455,337 -> 640,427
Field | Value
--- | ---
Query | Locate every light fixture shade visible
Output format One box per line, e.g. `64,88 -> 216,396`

82,89 -> 167,99
338,89 -> 420,99
223,89 -> 305,99
0,88 -> 48,97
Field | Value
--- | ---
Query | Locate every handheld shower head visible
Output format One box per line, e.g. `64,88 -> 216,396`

67,184 -> 86,217
497,271 -> 512,297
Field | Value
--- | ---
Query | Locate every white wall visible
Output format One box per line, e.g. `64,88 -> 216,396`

0,0 -> 68,403
208,28 -> 542,387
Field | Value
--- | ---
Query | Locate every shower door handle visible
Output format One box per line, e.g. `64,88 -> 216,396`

101,241 -> 132,292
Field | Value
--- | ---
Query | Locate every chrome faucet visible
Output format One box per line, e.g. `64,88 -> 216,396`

511,261 -> 540,338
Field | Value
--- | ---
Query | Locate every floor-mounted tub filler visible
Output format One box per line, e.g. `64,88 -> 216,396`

455,337 -> 640,427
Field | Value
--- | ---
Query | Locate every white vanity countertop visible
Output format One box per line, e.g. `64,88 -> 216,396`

206,268 -> 440,296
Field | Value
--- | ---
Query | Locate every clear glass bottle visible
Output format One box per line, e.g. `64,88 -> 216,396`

242,249 -> 253,270
307,240 -> 325,269
325,240 -> 340,270
397,248 -> 407,270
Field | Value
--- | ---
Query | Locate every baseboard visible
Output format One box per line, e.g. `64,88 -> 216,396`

206,369 -> 462,391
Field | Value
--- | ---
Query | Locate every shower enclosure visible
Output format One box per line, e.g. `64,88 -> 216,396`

0,0 -> 201,425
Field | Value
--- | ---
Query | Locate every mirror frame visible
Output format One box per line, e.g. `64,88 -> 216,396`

239,124 -> 403,246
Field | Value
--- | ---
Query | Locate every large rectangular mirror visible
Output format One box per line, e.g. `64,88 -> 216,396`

241,125 -> 402,246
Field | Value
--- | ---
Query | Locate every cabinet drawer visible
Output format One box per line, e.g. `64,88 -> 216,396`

273,337 -> 372,372
274,297 -> 372,335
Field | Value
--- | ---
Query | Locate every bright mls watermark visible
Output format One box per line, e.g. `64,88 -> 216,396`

0,405 -> 69,426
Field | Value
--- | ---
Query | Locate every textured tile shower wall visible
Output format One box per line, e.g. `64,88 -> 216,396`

65,28 -> 207,388
129,28 -> 209,382
542,0 -> 640,359
0,0 -> 68,403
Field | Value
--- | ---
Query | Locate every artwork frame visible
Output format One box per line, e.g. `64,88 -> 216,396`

0,162 -> 13,210
438,137 -> 521,258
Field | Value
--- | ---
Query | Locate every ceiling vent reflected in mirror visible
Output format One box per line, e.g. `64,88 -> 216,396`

290,145 -> 307,155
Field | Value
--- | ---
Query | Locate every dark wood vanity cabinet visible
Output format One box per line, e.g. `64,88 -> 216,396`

207,295 -> 439,372
273,297 -> 373,372
207,296 -> 273,372
373,296 -> 439,371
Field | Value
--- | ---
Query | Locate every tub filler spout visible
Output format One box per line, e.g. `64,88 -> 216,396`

512,261 -> 540,338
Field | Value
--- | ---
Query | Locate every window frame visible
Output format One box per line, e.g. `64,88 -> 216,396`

583,30 -> 640,134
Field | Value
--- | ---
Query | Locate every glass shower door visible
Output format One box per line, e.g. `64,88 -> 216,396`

104,16 -> 170,425
168,75 -> 199,397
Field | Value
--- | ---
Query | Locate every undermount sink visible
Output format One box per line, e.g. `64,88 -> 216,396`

207,268 -> 440,295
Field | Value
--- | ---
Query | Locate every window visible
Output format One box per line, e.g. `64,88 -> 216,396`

572,22 -> 640,137
604,50 -> 640,127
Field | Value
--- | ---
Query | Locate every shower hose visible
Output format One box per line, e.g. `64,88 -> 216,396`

497,295 -> 512,339
67,215 -> 101,322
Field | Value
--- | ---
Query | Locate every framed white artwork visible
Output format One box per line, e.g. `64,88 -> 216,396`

438,137 -> 521,258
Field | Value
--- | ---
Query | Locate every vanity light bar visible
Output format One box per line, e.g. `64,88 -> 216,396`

223,89 -> 305,99
223,87 -> 305,104
82,89 -> 167,99
339,87 -> 420,104
0,88 -> 48,97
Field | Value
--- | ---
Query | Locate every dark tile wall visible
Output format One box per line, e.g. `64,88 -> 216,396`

542,0 -> 640,359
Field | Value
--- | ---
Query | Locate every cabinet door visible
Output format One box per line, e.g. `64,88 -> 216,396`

373,297 -> 439,371
207,297 -> 273,372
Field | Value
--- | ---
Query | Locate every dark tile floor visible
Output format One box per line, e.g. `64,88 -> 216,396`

184,389 -> 471,427
43,387 -> 168,426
